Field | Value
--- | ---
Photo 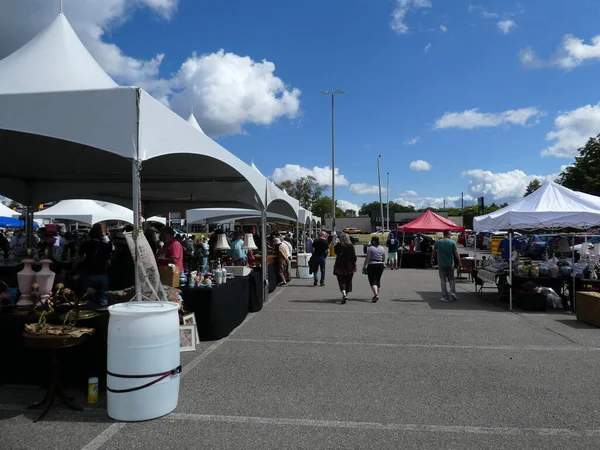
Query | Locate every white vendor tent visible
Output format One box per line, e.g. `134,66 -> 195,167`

0,203 -> 20,218
187,208 -> 296,224
187,110 -> 206,135
99,202 -> 166,225
34,199 -> 123,225
473,182 -> 600,231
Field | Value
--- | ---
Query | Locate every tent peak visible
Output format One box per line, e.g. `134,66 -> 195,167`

0,12 -> 117,94
186,110 -> 206,135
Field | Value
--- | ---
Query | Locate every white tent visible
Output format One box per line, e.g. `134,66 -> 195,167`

34,199 -> 123,225
473,182 -> 600,231
187,110 -> 206,135
0,203 -> 19,218
186,208 -> 296,224
99,202 -> 166,225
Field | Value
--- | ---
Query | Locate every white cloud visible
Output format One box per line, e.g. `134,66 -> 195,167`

521,34 -> 600,70
434,107 -> 543,129
409,160 -> 432,171
391,0 -> 432,35
349,184 -> 387,195
541,104 -> 600,158
404,137 -> 420,145
270,165 -> 349,187
170,50 -> 301,136
497,19 -> 516,34
440,24 -> 447,33
463,169 -> 557,201
468,5 -> 499,19
425,43 -> 432,54
0,1 -> 300,137
394,190 -> 473,209
337,200 -> 360,213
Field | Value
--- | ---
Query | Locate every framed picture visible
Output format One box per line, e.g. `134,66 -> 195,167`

182,313 -> 200,344
179,325 -> 196,352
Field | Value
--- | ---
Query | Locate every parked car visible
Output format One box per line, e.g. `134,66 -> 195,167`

546,235 -> 586,258
349,235 -> 359,245
520,234 -> 555,259
482,231 -> 521,250
466,231 -> 477,247
572,235 -> 600,254
343,227 -> 362,234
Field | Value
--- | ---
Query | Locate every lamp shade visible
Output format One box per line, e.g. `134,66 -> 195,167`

243,233 -> 258,250
557,241 -> 571,254
214,233 -> 230,250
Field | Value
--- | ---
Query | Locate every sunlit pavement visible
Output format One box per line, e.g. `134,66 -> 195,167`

2,258 -> 600,450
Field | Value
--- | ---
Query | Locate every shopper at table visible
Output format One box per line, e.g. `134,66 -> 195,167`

499,234 -> 521,261
334,233 -> 357,304
431,230 -> 462,302
229,232 -> 247,264
363,236 -> 385,302
77,226 -> 112,306
311,232 -> 330,287
274,238 -> 289,286
157,226 -> 184,274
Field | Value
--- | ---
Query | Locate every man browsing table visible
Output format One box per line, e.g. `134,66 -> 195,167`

431,230 -> 462,302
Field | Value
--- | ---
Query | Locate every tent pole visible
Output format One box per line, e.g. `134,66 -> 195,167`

509,231 -> 513,311
133,88 -> 142,302
262,182 -> 268,304
296,219 -> 300,278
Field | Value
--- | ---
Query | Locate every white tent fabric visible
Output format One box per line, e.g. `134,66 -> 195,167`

187,111 -> 206,135
249,163 -> 299,220
474,182 -> 600,231
186,208 -> 295,224
298,208 -> 312,228
0,13 -> 276,217
0,13 -> 117,94
0,203 -> 19,218
98,202 -> 166,225
34,199 -> 123,225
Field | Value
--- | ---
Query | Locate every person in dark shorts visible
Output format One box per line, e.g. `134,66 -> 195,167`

333,233 -> 357,304
363,236 -> 385,302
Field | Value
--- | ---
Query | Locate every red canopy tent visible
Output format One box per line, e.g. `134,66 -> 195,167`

396,210 -> 465,232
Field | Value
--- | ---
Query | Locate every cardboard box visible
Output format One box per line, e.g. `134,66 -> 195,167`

159,265 -> 180,287
576,291 -> 600,327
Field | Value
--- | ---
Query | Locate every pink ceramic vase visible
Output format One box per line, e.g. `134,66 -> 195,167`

36,259 -> 55,296
16,259 -> 35,306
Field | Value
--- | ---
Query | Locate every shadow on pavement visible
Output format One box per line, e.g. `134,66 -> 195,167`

416,291 -> 508,312
554,319 -> 597,329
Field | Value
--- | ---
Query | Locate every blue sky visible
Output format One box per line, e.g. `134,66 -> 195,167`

3,0 -> 600,212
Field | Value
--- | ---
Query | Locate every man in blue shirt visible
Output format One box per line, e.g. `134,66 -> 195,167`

386,233 -> 400,270
498,233 -> 521,260
431,230 -> 462,302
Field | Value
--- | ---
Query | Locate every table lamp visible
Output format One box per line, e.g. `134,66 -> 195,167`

242,233 -> 258,250
214,233 -> 230,251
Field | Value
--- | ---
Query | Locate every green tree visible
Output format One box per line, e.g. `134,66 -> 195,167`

359,201 -> 414,217
313,196 -> 345,221
276,176 -> 324,210
524,179 -> 542,197
558,135 -> 600,196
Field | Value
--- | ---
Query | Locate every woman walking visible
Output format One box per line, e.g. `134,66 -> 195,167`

363,236 -> 386,302
333,233 -> 357,304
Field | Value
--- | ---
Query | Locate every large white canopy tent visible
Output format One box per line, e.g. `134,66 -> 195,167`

187,208 -> 296,224
34,199 -> 124,225
0,12 -> 297,300
473,181 -> 600,310
0,202 -> 20,219
99,202 -> 167,226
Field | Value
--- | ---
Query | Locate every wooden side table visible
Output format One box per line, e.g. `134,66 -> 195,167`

22,332 -> 91,422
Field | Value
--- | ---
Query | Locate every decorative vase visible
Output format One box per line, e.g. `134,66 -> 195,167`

36,259 -> 55,297
16,259 -> 36,307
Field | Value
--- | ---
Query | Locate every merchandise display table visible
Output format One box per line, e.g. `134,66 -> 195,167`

248,264 -> 277,313
182,275 -> 249,340
22,332 -> 91,422
576,291 -> 600,327
399,252 -> 429,269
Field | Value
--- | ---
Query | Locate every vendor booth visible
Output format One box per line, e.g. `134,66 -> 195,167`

0,11 -> 303,421
473,181 -> 600,316
396,210 -> 465,268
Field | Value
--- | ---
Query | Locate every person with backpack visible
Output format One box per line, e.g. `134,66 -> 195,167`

333,233 -> 357,304
386,233 -> 400,270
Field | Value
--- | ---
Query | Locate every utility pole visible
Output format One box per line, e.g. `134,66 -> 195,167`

377,155 -> 384,232
321,90 -> 344,232
386,172 -> 390,231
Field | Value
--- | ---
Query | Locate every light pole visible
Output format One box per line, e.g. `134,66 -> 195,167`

386,172 -> 390,231
321,90 -> 344,232
377,154 -> 384,232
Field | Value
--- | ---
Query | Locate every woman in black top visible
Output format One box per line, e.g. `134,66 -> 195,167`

77,227 -> 112,306
333,233 -> 357,304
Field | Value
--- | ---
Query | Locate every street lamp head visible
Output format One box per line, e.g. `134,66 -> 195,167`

321,90 -> 345,95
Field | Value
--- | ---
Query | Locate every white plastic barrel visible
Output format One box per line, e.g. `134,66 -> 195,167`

297,253 -> 310,267
298,266 -> 312,279
107,301 -> 181,421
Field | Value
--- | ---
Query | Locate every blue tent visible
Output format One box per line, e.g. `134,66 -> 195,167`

0,217 -> 38,228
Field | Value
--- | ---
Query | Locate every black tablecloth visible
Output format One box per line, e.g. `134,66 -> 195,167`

399,252 -> 429,269
0,311 -> 109,391
182,276 -> 249,341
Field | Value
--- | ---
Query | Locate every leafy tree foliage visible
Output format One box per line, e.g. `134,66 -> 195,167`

359,201 -> 415,217
558,135 -> 600,196
312,196 -> 345,221
524,179 -> 542,197
276,176 -> 325,210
